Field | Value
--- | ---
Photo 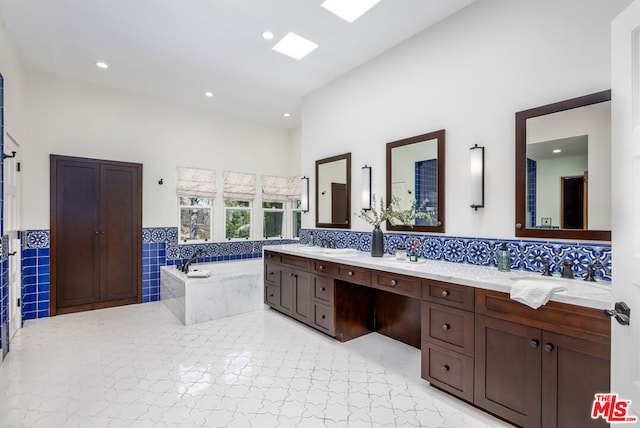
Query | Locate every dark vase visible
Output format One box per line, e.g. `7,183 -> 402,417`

371,225 -> 384,257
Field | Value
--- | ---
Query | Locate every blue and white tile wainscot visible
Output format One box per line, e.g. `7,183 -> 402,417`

20,228 -> 297,322
300,229 -> 612,282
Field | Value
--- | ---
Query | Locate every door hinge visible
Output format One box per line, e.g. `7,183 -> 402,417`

16,298 -> 20,307
16,162 -> 21,172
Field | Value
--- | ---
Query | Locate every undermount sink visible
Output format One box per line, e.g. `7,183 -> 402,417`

321,248 -> 360,257
510,275 -> 611,295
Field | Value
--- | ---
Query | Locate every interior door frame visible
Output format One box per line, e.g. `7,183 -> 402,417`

50,155 -> 143,316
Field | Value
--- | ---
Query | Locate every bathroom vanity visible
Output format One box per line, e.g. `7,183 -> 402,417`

263,245 -> 612,428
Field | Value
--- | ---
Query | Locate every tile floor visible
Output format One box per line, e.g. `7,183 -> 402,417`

0,303 -> 512,427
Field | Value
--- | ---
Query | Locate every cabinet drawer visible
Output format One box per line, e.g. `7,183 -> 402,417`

312,260 -> 338,276
264,251 -> 280,263
265,283 -> 280,306
312,302 -> 335,334
264,263 -> 280,285
422,302 -> 474,356
281,254 -> 310,270
423,279 -> 474,311
336,265 -> 371,286
373,271 -> 421,299
475,289 -> 611,343
422,341 -> 473,403
312,275 -> 334,305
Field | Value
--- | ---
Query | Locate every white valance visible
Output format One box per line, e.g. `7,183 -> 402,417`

262,175 -> 302,202
176,166 -> 217,198
223,171 -> 256,200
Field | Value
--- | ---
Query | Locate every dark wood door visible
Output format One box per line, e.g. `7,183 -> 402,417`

541,331 -> 610,428
331,182 -> 347,224
51,155 -> 142,315
474,315 -> 542,428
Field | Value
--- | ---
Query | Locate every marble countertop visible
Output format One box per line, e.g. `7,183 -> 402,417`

265,244 -> 613,311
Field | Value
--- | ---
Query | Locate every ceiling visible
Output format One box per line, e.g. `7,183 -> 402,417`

0,0 -> 475,128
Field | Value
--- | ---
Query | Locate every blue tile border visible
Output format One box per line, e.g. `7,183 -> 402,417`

301,228 -> 612,281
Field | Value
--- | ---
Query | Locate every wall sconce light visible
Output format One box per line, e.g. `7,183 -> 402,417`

361,165 -> 372,210
300,176 -> 310,212
470,144 -> 485,210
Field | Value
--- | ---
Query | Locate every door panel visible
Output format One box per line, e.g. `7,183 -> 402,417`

611,0 -> 640,417
100,165 -> 140,301
55,160 -> 100,308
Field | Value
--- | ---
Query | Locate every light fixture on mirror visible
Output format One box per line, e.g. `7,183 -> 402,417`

300,176 -> 309,212
361,165 -> 372,210
470,144 -> 485,210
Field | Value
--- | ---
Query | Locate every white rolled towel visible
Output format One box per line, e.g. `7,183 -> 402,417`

510,279 -> 568,309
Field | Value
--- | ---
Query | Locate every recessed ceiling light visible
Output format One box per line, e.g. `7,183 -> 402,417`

96,61 -> 108,69
205,91 -> 214,98
272,32 -> 318,60
321,0 -> 381,23
283,113 -> 291,118
262,31 -> 274,40
553,149 -> 562,153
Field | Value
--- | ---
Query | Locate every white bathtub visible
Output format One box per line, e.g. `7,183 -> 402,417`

160,259 -> 264,325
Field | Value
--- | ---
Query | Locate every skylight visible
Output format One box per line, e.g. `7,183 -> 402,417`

321,0 -> 381,23
272,32 -> 318,60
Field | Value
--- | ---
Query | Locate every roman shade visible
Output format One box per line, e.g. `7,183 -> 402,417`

262,175 -> 302,202
176,166 -> 217,198
223,171 -> 256,200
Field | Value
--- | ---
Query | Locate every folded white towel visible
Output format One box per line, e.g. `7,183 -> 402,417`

510,279 -> 568,309
186,269 -> 211,278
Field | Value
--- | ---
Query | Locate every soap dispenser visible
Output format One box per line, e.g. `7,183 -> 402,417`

497,243 -> 511,272
307,231 -> 315,247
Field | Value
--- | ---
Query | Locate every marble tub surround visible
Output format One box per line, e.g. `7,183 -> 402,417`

270,244 -> 612,310
300,228 -> 612,281
161,260 -> 263,325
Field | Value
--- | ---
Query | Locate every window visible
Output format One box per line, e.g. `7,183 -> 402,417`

263,201 -> 285,238
292,200 -> 303,238
225,200 -> 251,239
179,197 -> 213,241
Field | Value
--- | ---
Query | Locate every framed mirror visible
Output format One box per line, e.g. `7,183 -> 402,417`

386,130 -> 445,233
515,90 -> 611,241
316,153 -> 351,229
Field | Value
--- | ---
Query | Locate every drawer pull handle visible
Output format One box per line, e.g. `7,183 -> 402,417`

390,279 -> 397,286
544,343 -> 554,353
269,272 -> 274,275
321,315 -> 326,319
348,271 -> 354,277
269,294 -> 274,297
442,365 -> 450,373
290,273 -> 295,278
320,287 -> 326,291
530,339 -> 539,349
441,324 -> 450,331
441,290 -> 450,298
319,265 -> 324,270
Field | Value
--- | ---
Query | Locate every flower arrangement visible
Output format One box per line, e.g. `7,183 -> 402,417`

357,194 -> 434,228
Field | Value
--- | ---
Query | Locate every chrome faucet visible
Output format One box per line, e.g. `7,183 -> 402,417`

181,249 -> 206,273
560,261 -> 574,279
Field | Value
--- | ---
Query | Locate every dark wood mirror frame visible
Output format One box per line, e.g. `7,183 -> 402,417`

386,130 -> 445,233
515,90 -> 611,241
316,152 -> 352,229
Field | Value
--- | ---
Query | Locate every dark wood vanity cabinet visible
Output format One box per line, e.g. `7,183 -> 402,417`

264,250 -> 612,428
475,289 -> 611,428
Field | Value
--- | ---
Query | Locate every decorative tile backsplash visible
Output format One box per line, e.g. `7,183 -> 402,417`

21,230 -> 50,322
300,229 -> 612,281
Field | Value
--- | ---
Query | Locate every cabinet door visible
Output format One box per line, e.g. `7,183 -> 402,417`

475,315 -> 541,428
292,269 -> 311,323
99,163 -> 141,302
541,331 -> 610,428
279,269 -> 294,315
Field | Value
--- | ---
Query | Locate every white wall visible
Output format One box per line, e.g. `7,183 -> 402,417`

301,0 -> 629,239
536,154 -> 588,227
23,71 -> 295,237
0,23 -> 28,233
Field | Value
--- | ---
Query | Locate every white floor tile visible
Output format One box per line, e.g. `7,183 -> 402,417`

0,302 -> 512,427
